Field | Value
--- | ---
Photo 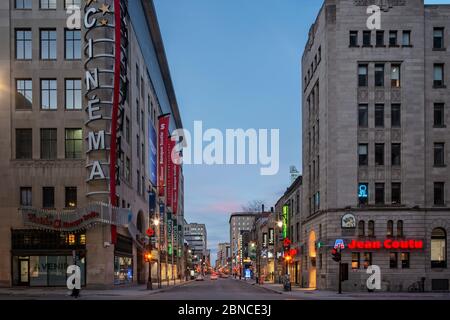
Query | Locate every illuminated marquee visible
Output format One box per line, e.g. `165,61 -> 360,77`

282,205 -> 289,239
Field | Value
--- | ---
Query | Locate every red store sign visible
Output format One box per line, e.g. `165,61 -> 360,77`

347,239 -> 424,250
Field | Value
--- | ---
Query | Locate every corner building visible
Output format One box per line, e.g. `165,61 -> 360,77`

0,0 -> 184,288
302,0 -> 450,291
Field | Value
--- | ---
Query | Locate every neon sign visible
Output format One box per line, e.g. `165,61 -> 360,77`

358,184 -> 368,198
347,239 -> 424,250
282,205 -> 289,239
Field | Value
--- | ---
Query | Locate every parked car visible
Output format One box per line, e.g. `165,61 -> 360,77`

220,273 -> 229,278
210,273 -> 218,280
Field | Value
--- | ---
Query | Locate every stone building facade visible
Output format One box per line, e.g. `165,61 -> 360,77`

0,0 -> 184,288
302,0 -> 450,292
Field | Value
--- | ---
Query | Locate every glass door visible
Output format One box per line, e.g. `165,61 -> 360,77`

18,257 -> 29,286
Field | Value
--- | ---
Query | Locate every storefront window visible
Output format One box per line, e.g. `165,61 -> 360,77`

363,252 -> 372,269
351,252 -> 360,269
431,228 -> 447,268
390,252 -> 398,268
401,252 -> 410,269
114,256 -> 133,285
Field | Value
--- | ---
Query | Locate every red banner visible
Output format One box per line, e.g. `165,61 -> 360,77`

166,138 -> 175,209
173,160 -> 180,215
158,115 -> 170,197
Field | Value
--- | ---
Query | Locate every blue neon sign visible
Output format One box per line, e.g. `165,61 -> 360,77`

358,184 -> 368,198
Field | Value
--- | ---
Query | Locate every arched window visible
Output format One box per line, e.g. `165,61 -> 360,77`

431,228 -> 447,268
358,220 -> 365,237
397,220 -> 404,237
368,220 -> 375,237
387,220 -> 394,237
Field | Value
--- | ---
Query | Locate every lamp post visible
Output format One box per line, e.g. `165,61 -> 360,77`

152,216 -> 162,289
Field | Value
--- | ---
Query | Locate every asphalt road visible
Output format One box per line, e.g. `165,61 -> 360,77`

0,277 -> 288,300
147,277 -> 285,300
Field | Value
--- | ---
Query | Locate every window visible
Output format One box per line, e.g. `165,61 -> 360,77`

392,183 -> 401,205
376,30 -> 384,46
16,79 -> 33,109
363,31 -> 371,46
40,0 -> 56,9
41,79 -> 57,110
375,183 -> 385,205
40,128 -> 57,159
352,252 -> 360,269
20,187 -> 32,207
65,79 -> 82,110
363,252 -> 372,269
125,157 -> 130,182
136,99 -> 140,124
359,183 -> 369,205
391,64 -> 401,87
401,252 -> 410,269
391,104 -> 401,127
434,103 -> 445,127
392,143 -> 401,166
16,129 -> 32,159
375,64 -> 385,87
358,65 -> 368,87
434,64 -> 444,87
434,182 -> 445,206
137,135 -> 140,159
15,0 -> 32,9
65,187 -> 77,208
358,104 -> 368,127
389,31 -> 398,46
358,144 -> 368,166
431,228 -> 447,268
125,117 -> 130,143
402,31 -> 411,46
350,31 -> 358,47
375,144 -> 384,166
375,104 -> 384,127
397,220 -> 404,237
65,129 -> 82,159
433,28 -> 444,49
387,220 -> 394,237
141,110 -> 145,132
358,220 -> 365,237
42,187 -> 55,208
40,29 -> 57,60
65,0 -> 81,8
141,143 -> 145,164
434,143 -> 445,166
389,252 -> 398,268
65,29 -> 81,60
368,220 -> 375,237
15,29 -> 32,60
137,170 -> 140,194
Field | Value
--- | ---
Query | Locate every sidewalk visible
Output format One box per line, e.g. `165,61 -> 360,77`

233,278 -> 450,300
0,279 -> 193,299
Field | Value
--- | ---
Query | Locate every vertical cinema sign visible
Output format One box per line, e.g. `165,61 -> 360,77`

84,0 -> 128,243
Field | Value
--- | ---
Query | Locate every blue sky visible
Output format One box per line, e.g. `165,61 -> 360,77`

153,0 -> 450,262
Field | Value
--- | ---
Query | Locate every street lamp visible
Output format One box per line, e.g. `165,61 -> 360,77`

277,220 -> 283,228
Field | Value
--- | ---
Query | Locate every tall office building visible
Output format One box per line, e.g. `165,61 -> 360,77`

301,0 -> 450,291
184,223 -> 208,267
0,0 -> 184,288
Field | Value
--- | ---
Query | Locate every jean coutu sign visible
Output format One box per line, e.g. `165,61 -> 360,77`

83,1 -> 128,198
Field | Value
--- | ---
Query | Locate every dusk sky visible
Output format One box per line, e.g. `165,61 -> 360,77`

153,0 -> 449,263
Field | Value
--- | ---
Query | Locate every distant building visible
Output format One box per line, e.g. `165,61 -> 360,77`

229,213 -> 258,275
217,242 -> 230,270
184,223 -> 207,267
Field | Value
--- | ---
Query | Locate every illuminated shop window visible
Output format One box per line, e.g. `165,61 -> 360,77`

352,252 -> 360,269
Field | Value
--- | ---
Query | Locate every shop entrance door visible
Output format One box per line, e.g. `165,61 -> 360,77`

18,257 -> 29,286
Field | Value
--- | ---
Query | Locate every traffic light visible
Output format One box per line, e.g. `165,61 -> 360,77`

144,251 -> 152,262
331,248 -> 341,262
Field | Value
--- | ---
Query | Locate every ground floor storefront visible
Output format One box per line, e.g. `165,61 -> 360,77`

300,209 -> 450,292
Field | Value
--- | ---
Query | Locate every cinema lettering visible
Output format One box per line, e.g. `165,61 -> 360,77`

347,239 -> 424,250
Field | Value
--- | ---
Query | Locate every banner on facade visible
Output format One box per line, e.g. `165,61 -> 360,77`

166,138 -> 175,209
149,121 -> 158,186
158,114 -> 170,197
